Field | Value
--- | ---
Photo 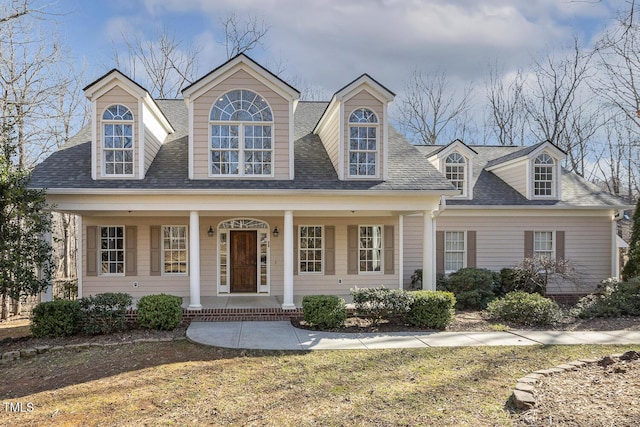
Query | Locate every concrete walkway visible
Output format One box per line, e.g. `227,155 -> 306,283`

186,321 -> 640,351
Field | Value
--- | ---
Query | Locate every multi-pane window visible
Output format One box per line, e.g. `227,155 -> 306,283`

163,226 -> 187,275
210,90 -> 273,176
102,105 -> 134,176
359,225 -> 382,272
445,153 -> 465,193
444,231 -> 465,273
533,153 -> 554,196
100,226 -> 124,274
349,108 -> 378,177
534,231 -> 554,259
299,226 -> 323,273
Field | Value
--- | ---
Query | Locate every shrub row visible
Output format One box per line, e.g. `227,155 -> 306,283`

573,278 -> 640,318
30,293 -> 183,338
485,291 -> 561,326
302,287 -> 456,330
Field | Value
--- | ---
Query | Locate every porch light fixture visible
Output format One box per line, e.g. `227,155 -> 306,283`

272,227 -> 280,237
208,226 -> 215,237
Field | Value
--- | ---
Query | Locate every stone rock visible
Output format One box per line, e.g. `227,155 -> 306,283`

513,389 -> 536,409
34,345 -> 50,354
516,382 -> 535,392
598,356 -> 615,367
20,348 -> 37,357
2,351 -> 20,361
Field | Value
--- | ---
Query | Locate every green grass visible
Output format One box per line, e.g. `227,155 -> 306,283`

0,342 -> 636,426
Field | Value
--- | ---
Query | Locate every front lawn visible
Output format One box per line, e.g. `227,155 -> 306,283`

1,341 -> 637,426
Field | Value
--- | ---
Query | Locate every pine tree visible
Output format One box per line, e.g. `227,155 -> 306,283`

622,197 -> 640,281
0,124 -> 53,319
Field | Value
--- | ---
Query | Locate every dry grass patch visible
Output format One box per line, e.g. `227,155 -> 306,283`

1,341 -> 638,426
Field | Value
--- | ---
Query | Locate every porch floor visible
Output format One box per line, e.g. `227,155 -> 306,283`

181,295 -> 353,310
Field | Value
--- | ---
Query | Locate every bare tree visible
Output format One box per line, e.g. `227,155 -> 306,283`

0,0 -> 31,24
397,69 -> 473,145
0,7 -> 71,168
220,13 -> 269,59
113,27 -> 201,98
486,64 -> 527,146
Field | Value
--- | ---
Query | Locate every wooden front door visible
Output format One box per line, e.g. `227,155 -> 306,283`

230,231 -> 258,293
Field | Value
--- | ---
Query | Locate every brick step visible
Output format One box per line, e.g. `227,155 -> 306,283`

125,308 -> 305,323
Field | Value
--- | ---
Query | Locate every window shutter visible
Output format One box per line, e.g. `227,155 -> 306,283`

555,231 -> 565,261
86,226 -> 98,277
524,231 -> 534,258
150,226 -> 161,276
384,225 -> 394,274
325,226 -> 335,275
293,226 -> 298,275
436,231 -> 445,274
466,231 -> 476,268
125,226 -> 137,276
347,225 -> 358,275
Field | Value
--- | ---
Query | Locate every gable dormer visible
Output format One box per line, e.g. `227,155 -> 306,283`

485,141 -> 566,200
427,139 -> 477,199
83,69 -> 174,181
314,74 -> 395,181
182,54 -> 300,180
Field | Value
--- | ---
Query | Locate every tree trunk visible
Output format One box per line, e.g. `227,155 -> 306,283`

1,289 -> 7,320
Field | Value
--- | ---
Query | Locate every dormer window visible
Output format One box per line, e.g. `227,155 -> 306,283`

445,152 -> 465,195
348,108 -> 379,177
533,153 -> 554,197
102,105 -> 134,176
209,89 -> 273,176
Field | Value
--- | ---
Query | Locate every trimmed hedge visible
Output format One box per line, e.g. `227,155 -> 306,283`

439,268 -> 500,310
574,278 -> 640,318
30,299 -> 81,338
407,290 -> 456,329
137,294 -> 183,330
350,286 -> 414,325
79,292 -> 132,335
302,295 -> 347,328
485,291 -> 561,326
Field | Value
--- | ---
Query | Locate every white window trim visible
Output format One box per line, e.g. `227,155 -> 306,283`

161,225 -> 189,277
99,225 -> 125,277
298,225 -> 324,275
444,230 -> 467,275
101,105 -> 135,178
533,230 -> 555,260
358,224 -> 384,274
216,218 -> 271,295
531,153 -> 557,199
348,108 -> 380,179
444,152 -> 467,198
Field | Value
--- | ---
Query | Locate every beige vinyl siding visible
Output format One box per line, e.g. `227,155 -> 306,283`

293,217 -> 399,295
316,105 -> 340,173
403,215 -> 424,284
95,86 -> 139,179
491,160 -> 528,198
343,88 -> 385,179
142,103 -> 167,175
403,212 -> 613,293
82,215 -> 399,298
192,69 -> 290,179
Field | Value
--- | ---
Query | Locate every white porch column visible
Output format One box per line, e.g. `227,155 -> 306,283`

398,214 -> 404,289
43,230 -> 53,302
77,215 -> 83,298
423,210 -> 436,291
188,211 -> 202,310
282,210 -> 296,309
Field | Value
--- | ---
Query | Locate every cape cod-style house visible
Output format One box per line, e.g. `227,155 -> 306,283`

29,54 -> 629,309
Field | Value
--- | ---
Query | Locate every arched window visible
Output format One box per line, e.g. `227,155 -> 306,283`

533,153 -> 554,196
445,152 -> 465,193
209,89 -> 273,176
348,108 -> 378,177
102,105 -> 134,176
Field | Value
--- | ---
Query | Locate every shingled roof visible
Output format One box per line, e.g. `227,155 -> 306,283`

416,144 -> 628,208
29,100 -> 455,193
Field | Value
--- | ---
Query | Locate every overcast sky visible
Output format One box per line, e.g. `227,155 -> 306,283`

57,0 -> 620,99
